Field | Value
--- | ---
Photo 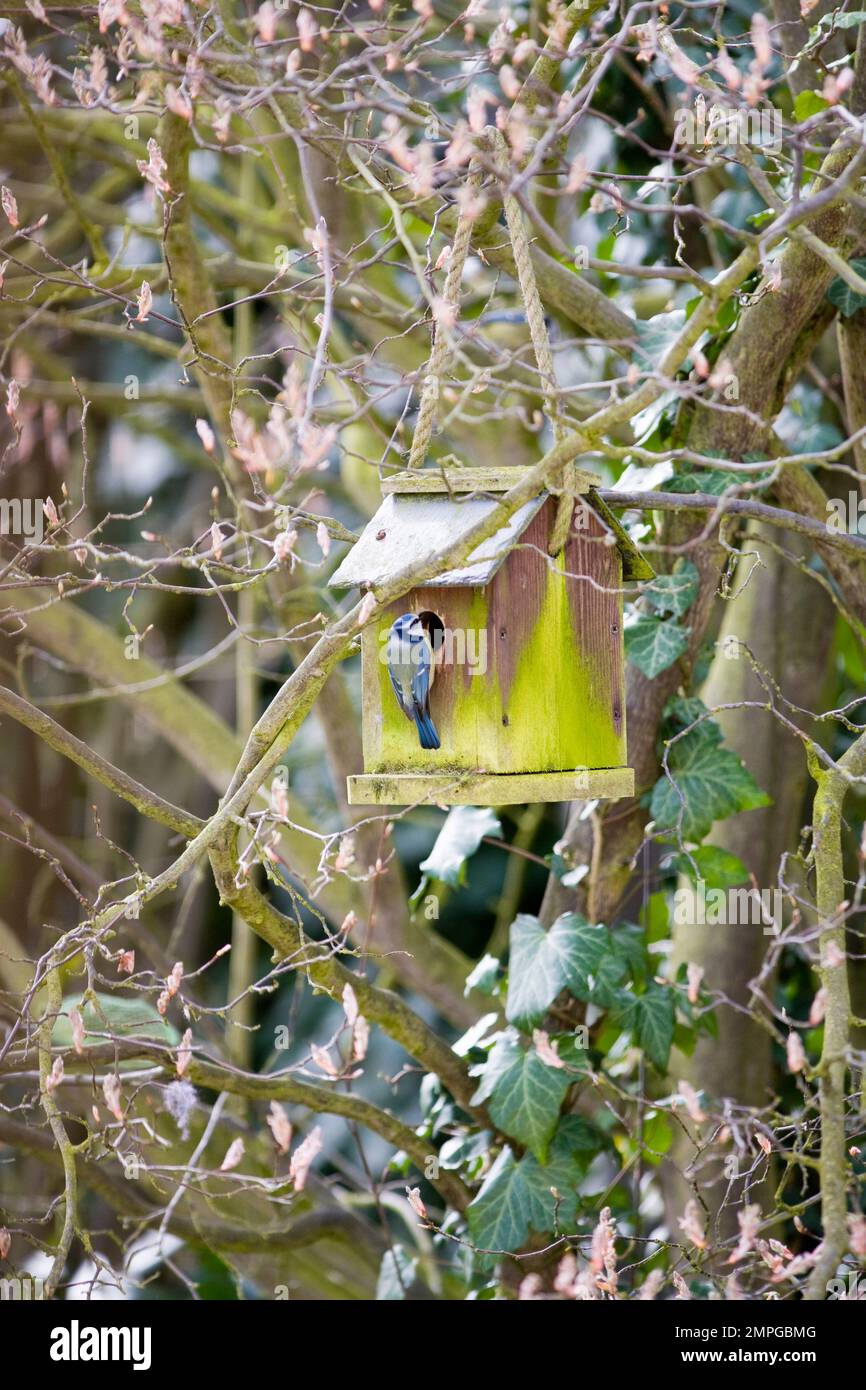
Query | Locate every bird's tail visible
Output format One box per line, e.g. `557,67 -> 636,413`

414,706 -> 440,751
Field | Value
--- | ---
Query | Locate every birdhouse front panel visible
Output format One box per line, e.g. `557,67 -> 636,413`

360,498 -> 626,777
329,467 -> 649,806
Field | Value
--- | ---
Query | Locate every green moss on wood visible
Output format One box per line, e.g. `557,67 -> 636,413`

364,545 -> 626,777
507,550 -> 625,771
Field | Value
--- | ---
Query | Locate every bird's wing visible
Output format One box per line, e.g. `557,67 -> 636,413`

387,665 -> 404,706
386,633 -> 416,720
411,635 -> 432,716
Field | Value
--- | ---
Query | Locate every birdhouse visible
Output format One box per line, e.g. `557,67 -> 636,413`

329,467 -> 653,807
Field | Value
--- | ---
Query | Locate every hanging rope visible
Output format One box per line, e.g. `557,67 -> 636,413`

488,126 -> 575,556
407,137 -> 576,556
406,164 -> 482,470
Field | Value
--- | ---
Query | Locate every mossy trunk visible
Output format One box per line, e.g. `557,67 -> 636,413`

664,526 -> 835,1240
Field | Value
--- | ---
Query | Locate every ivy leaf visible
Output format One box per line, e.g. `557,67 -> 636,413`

665,845 -> 749,890
54,992 -> 179,1051
826,258 -> 866,318
608,924 -> 648,983
506,913 -> 599,1026
583,947 -> 629,1009
662,467 -> 760,496
553,1114 -> 603,1154
470,1031 -> 520,1106
641,1110 -> 674,1164
548,851 -> 589,889
376,1245 -> 418,1300
661,696 -> 719,741
471,1031 -> 571,1162
560,864 -> 589,888
793,89 -> 829,122
793,418 -> 843,454
519,1119 -> 596,1232
650,725 -> 770,842
551,1032 -> 593,1072
465,953 -> 502,999
438,1130 -> 490,1175
633,310 -> 687,368
486,1048 -> 572,1164
613,984 -> 676,1069
642,890 -> 670,945
465,1147 -> 530,1254
644,560 -> 700,618
453,1012 -> 499,1057
633,986 -> 676,1069
625,614 -> 689,679
569,926 -> 646,1008
467,1118 -> 602,1255
418,806 -> 501,888
555,914 -> 612,998
801,10 -> 866,60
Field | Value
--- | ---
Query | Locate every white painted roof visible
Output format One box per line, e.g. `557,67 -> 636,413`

328,492 -> 548,589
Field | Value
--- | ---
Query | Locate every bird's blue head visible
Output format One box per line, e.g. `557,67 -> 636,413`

391,612 -> 422,639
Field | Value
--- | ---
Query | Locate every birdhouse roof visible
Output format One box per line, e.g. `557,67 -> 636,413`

328,466 -> 653,589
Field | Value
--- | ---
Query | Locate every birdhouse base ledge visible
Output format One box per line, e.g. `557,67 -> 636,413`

346,768 -> 634,807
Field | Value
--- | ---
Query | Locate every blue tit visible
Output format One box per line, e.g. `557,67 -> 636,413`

385,613 -> 440,750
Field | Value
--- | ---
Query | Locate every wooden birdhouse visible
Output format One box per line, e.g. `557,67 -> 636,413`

329,467 -> 653,807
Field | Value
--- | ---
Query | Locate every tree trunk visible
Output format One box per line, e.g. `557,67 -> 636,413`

664,526 -> 835,1238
